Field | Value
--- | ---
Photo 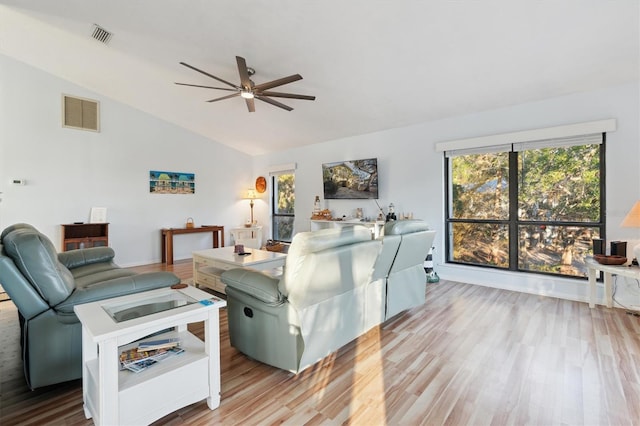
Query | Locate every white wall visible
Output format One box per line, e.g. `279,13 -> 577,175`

0,54 -> 254,265
254,82 -> 640,308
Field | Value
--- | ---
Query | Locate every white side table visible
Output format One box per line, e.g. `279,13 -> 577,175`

586,257 -> 640,308
74,286 -> 226,425
230,225 -> 263,249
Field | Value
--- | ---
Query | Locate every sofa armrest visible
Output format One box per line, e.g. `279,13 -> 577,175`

58,247 -> 116,270
0,252 -> 50,319
221,268 -> 283,306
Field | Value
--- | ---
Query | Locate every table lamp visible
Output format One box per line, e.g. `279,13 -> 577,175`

244,189 -> 258,225
621,200 -> 640,264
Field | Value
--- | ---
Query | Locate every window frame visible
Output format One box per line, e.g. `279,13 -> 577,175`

444,134 -> 606,278
270,172 -> 295,243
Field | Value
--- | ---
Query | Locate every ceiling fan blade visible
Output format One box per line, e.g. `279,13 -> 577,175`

236,56 -> 253,91
245,97 -> 256,112
259,91 -> 316,101
206,92 -> 240,103
255,95 -> 293,111
175,82 -> 237,91
253,74 -> 302,91
179,62 -> 239,89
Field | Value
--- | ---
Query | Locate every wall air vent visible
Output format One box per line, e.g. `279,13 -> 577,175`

91,24 -> 113,44
62,95 -> 100,132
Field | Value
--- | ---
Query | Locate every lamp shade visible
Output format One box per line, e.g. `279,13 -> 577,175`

621,200 -> 640,263
621,201 -> 640,227
244,189 -> 257,200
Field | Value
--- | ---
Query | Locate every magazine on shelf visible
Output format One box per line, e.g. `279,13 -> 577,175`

120,348 -> 167,365
137,337 -> 181,351
119,341 -> 184,373
124,358 -> 158,373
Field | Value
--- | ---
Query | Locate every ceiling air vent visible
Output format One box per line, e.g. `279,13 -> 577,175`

91,24 -> 113,44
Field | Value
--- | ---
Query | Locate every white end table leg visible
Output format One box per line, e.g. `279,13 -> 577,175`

205,309 -> 221,410
81,325 -> 96,419
587,266 -> 597,308
603,272 -> 613,308
98,338 -> 119,425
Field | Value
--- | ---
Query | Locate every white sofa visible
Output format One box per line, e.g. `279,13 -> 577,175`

220,220 -> 435,373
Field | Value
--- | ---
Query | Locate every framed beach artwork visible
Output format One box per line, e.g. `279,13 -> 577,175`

149,170 -> 195,194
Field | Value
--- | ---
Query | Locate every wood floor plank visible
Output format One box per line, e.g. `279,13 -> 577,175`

1,259 -> 639,425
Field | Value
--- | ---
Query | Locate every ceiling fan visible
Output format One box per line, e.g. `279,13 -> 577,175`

175,56 -> 315,112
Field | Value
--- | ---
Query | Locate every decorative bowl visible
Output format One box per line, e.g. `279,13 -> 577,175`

265,243 -> 284,252
594,254 -> 627,265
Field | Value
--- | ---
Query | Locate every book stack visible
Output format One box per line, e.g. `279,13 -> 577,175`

119,338 -> 183,373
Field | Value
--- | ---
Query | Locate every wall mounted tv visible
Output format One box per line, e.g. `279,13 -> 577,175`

322,158 -> 378,199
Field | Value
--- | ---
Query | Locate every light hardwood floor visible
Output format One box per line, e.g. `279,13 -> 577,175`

1,260 -> 639,425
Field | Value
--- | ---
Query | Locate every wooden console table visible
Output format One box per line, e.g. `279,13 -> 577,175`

161,226 -> 224,265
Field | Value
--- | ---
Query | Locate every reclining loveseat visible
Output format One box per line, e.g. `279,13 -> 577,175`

0,223 -> 180,389
220,220 -> 435,374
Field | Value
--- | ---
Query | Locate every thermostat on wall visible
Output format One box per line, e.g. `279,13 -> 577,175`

12,179 -> 26,185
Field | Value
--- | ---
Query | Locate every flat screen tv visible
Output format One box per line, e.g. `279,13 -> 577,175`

322,158 -> 378,199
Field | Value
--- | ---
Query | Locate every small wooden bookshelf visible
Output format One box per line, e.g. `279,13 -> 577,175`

61,223 -> 109,251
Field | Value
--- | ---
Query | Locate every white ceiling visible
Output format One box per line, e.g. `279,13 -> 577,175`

0,1 -> 638,155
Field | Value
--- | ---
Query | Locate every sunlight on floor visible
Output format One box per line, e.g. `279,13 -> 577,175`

351,327 -> 387,422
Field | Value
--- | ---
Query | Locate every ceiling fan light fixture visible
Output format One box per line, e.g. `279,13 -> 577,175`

177,56 -> 315,112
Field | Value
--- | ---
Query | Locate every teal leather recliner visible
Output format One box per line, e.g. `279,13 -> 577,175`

221,220 -> 435,374
0,223 -> 180,389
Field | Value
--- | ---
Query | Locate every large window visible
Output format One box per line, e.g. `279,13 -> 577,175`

445,134 -> 605,278
271,172 -> 295,242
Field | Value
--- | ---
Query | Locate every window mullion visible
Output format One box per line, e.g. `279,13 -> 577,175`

509,151 -> 519,271
599,133 -> 607,243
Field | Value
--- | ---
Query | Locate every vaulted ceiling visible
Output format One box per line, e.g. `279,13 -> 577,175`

0,1 -> 638,155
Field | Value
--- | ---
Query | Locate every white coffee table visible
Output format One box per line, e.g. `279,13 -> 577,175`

74,286 -> 226,425
193,246 -> 287,294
